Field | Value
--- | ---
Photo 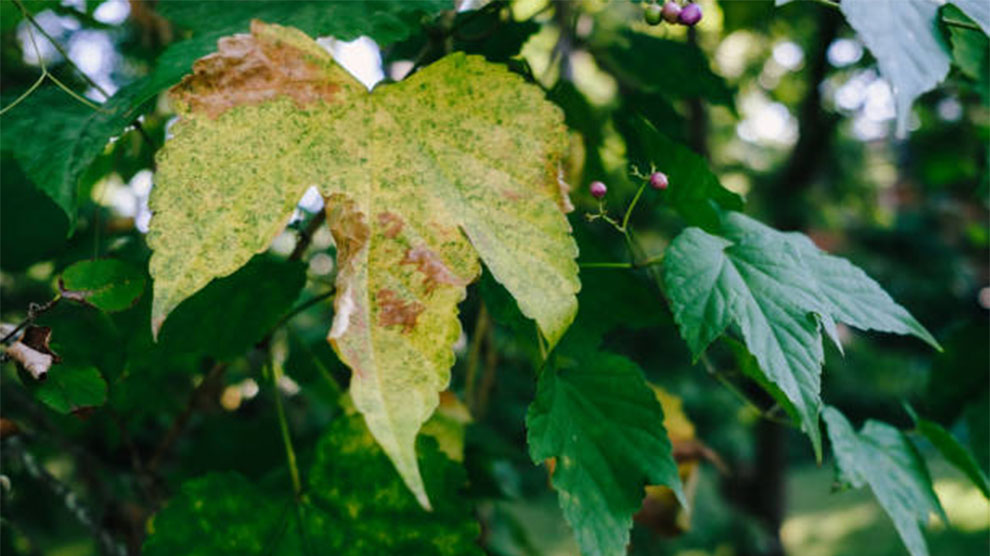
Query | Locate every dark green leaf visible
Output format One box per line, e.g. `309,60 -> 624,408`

0,154 -> 69,271
33,365 -> 107,414
2,82 -> 154,228
157,255 -> 307,361
824,407 -> 945,556
595,30 -> 734,108
143,472 -> 288,556
60,259 -> 146,312
527,345 -> 683,556
144,413 -> 480,556
158,0 -> 451,46
619,116 -> 743,232
305,413 -> 481,554
906,405 -> 990,499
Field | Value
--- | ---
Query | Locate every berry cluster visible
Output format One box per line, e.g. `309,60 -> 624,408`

643,1 -> 702,27
589,171 -> 668,201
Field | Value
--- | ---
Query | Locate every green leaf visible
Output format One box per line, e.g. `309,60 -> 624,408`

60,259 -> 146,313
594,30 -> 734,108
143,472 -> 290,556
840,0 -> 951,136
143,414 -> 480,556
158,255 -> 307,361
823,407 -> 945,556
949,0 -> 990,35
0,154 -> 69,271
944,5 -> 990,102
305,412 -> 481,554
148,22 -> 578,507
158,0 -> 451,46
618,116 -> 743,232
663,212 -> 937,457
905,405 -> 990,499
526,346 -> 683,556
3,82 -> 154,228
33,365 -> 107,415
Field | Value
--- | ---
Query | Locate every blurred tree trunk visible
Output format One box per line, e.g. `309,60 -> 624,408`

765,10 -> 843,231
735,11 -> 843,556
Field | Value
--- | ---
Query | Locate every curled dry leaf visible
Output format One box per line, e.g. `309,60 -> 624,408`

4,326 -> 60,380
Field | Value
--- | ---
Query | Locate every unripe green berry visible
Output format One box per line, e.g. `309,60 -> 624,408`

644,3 -> 663,26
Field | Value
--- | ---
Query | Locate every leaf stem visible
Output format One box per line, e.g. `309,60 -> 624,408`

699,354 -> 795,428
14,0 -> 111,99
621,182 -> 648,232
267,355 -> 302,498
1,295 -> 62,345
580,261 -> 634,269
273,289 -> 336,330
465,303 -> 490,412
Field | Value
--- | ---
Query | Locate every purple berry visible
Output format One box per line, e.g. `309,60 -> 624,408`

644,3 -> 663,26
661,1 -> 681,24
590,181 -> 607,199
678,2 -> 702,26
649,171 -> 669,190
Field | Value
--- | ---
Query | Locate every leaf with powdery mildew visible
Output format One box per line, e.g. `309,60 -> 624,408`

148,21 -> 579,508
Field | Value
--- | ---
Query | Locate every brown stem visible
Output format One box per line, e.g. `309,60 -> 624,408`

146,362 -> 227,474
289,210 -> 326,261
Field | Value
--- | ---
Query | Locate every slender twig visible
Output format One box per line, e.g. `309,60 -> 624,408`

580,253 -> 664,270
266,355 -> 302,498
273,289 -> 335,330
289,210 -> 326,261
476,318 -> 499,418
1,296 -> 62,345
805,0 -> 983,31
0,72 -> 45,116
620,182 -> 648,233
465,303 -> 490,412
580,261 -> 634,269
699,354 -> 795,428
146,362 -> 227,473
14,0 -> 111,99
5,437 -> 127,556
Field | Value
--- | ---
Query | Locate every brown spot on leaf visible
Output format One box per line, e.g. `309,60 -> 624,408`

376,289 -> 424,333
170,20 -> 340,118
402,246 -> 464,293
501,189 -> 523,201
377,211 -> 404,239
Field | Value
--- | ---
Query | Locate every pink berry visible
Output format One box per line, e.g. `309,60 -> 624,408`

649,171 -> 669,190
678,2 -> 702,26
590,181 -> 607,199
661,1 -> 681,24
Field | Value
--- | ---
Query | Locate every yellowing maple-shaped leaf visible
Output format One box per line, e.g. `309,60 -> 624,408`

148,21 -> 579,507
